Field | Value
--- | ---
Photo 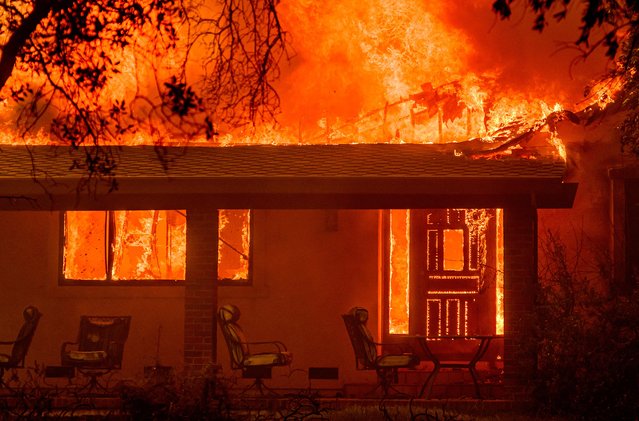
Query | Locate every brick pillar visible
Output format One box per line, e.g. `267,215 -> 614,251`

184,209 -> 218,377
503,206 -> 537,398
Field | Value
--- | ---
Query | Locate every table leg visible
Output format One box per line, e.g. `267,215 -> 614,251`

468,338 -> 493,399
417,338 -> 441,399
419,363 -> 440,399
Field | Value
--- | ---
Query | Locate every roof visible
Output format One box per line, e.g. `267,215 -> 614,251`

0,144 -> 576,210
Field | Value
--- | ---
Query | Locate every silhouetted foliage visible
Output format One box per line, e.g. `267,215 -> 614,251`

533,231 -> 639,420
617,29 -> 639,156
493,1 -> 639,158
492,0 -> 639,59
194,0 -> 290,131
0,0 -> 288,191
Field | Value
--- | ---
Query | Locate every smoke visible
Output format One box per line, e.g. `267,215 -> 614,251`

273,0 -> 611,135
438,1 -> 610,105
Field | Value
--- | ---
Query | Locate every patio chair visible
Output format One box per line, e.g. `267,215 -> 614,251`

0,306 -> 42,386
342,306 -> 419,397
217,304 -> 292,395
61,315 -> 131,393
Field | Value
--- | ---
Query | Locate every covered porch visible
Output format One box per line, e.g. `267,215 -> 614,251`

0,143 -> 576,400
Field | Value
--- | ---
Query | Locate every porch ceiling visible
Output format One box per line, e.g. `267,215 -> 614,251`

0,144 -> 576,210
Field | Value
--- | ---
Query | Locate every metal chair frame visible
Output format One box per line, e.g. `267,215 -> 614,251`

217,304 -> 292,396
61,315 -> 131,394
342,306 -> 419,397
0,306 -> 42,387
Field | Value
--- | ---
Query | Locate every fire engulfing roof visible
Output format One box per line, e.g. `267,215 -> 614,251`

0,144 -> 576,210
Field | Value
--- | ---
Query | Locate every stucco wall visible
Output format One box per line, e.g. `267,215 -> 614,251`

216,210 -> 379,388
0,209 -> 379,389
539,112 -> 629,257
0,211 -> 184,381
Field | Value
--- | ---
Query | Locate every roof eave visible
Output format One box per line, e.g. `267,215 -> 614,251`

0,177 -> 577,210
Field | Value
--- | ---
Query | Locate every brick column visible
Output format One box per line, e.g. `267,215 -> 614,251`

184,209 -> 218,376
503,206 -> 537,398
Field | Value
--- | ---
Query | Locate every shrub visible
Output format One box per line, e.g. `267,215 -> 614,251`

533,231 -> 639,420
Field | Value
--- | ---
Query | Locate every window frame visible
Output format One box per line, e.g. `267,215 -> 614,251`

217,209 -> 254,287
59,209 -> 255,286
59,211 -> 186,286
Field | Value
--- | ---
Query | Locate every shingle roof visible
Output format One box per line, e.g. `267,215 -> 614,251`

0,144 -> 564,179
0,144 -> 575,210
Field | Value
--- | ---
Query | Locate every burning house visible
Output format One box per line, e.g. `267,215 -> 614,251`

0,0 -> 635,403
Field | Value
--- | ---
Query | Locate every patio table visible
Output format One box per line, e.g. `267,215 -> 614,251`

409,334 -> 504,399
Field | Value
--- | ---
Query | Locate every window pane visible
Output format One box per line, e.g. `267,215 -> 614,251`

388,209 -> 410,334
443,229 -> 464,271
112,210 -> 186,280
218,210 -> 251,281
63,211 -> 107,280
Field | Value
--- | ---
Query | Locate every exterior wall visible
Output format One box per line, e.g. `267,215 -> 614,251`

216,210 -> 380,388
0,209 -> 379,389
0,211 -> 185,380
539,113 -> 629,262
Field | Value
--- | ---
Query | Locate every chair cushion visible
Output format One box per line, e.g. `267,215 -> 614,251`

0,353 -> 9,363
243,352 -> 292,367
376,353 -> 419,368
65,350 -> 108,362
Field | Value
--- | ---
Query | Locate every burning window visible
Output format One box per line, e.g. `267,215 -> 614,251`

63,210 -> 186,281
218,209 -> 252,283
442,229 -> 464,271
62,210 -> 252,283
386,209 -> 504,336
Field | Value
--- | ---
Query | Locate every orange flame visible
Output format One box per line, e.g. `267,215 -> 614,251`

218,210 -> 251,281
63,210 -> 185,281
388,209 -> 410,334
44,1 -> 611,325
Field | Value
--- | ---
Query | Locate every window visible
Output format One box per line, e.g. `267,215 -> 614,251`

385,208 -> 503,337
217,209 -> 252,284
442,229 -> 464,271
62,209 -> 252,284
62,210 -> 187,281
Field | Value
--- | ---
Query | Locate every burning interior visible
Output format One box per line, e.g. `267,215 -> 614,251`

63,209 -> 251,283
387,209 -> 503,337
